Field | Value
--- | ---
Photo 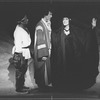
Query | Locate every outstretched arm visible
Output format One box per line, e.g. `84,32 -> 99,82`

92,18 -> 97,29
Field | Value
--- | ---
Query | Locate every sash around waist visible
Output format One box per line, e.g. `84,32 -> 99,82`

22,45 -> 30,49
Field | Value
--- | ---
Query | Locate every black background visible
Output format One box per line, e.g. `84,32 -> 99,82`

0,1 -> 100,40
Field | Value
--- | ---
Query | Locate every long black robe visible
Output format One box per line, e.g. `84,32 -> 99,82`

51,25 -> 99,91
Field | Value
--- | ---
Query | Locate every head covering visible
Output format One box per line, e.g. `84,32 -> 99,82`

63,17 -> 71,21
18,15 -> 28,24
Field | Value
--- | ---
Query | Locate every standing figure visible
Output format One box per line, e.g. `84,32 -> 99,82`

51,16 -> 99,91
51,17 -> 72,90
60,17 -> 71,69
34,11 -> 52,89
12,15 -> 31,93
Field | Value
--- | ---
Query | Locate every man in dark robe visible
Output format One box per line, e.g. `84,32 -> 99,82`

51,17 -> 99,91
34,11 -> 52,89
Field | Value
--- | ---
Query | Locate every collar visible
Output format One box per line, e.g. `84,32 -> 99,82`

18,24 -> 30,34
64,29 -> 70,35
41,18 -> 51,31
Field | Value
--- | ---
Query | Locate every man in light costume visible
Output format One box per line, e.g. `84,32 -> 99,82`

12,15 -> 31,93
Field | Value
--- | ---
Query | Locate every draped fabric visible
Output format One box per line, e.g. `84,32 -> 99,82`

51,24 -> 99,91
34,19 -> 51,87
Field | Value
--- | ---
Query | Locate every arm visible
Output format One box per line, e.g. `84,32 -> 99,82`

92,18 -> 97,29
14,26 -> 23,53
35,25 -> 48,61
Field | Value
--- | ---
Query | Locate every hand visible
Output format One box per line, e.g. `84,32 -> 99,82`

42,57 -> 47,61
92,18 -> 97,28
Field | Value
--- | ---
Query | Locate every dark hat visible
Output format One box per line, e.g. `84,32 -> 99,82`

63,17 -> 71,21
18,15 -> 28,24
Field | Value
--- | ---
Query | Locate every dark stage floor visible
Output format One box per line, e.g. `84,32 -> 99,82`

0,86 -> 100,100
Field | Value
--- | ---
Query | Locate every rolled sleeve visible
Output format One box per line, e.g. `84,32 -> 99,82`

36,25 -> 43,31
14,27 -> 23,53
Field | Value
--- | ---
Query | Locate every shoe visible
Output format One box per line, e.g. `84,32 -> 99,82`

23,86 -> 30,90
16,89 -> 28,94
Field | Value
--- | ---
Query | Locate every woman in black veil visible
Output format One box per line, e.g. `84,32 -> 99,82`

51,17 -> 99,92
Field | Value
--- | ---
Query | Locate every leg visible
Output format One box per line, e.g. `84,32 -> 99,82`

45,58 -> 51,85
15,59 -> 28,92
34,64 -> 45,88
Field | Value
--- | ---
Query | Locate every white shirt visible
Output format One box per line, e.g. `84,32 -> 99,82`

12,25 -> 31,59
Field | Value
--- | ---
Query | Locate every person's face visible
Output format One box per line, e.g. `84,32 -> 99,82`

22,18 -> 28,26
63,17 -> 69,26
24,18 -> 29,25
48,13 -> 52,20
45,13 -> 52,22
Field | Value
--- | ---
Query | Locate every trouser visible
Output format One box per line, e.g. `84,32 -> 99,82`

35,63 -> 45,87
13,52 -> 28,90
34,58 -> 51,88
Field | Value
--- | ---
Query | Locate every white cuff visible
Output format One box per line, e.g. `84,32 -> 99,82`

37,44 -> 46,49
